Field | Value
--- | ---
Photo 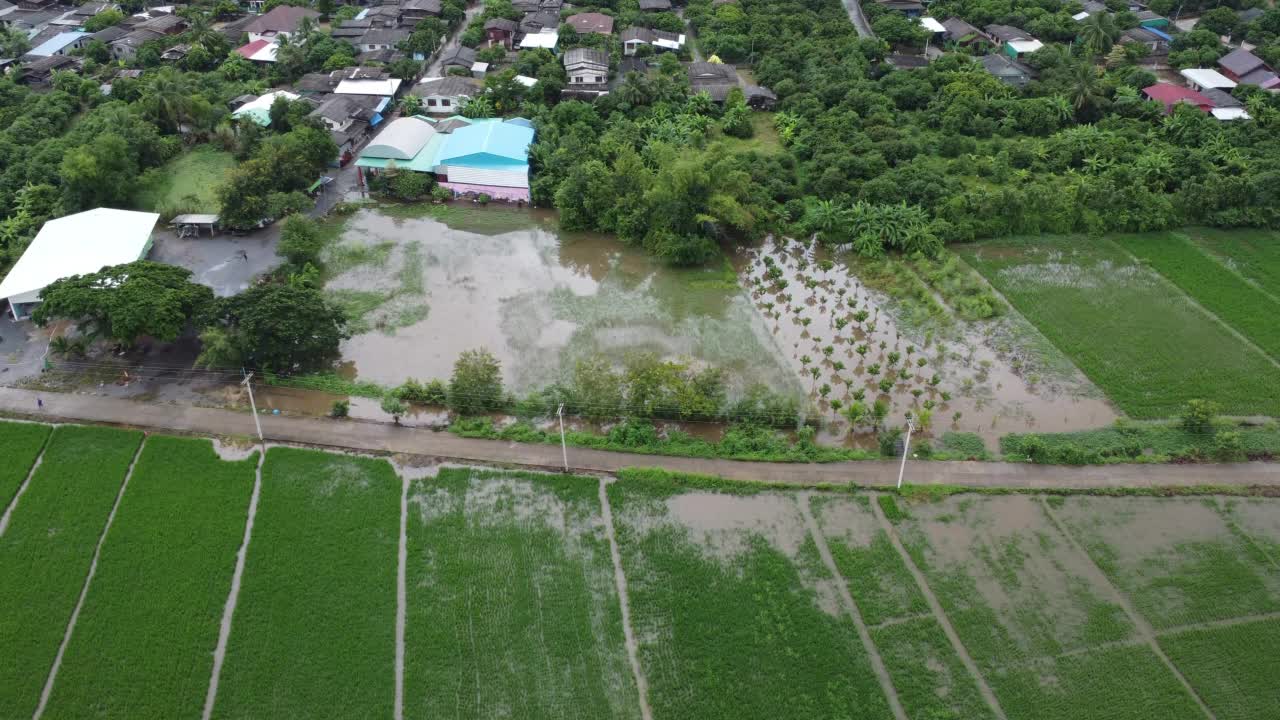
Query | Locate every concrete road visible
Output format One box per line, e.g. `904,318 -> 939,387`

4,388 -> 1279,490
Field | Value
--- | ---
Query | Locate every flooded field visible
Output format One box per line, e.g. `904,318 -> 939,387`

324,205 -> 799,398
317,206 -> 1114,442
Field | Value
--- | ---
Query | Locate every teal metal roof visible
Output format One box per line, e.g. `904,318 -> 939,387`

435,119 -> 534,168
356,131 -> 445,173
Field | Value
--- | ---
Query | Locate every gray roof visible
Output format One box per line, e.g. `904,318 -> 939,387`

1237,7 -> 1264,22
941,17 -> 984,41
984,24 -> 1030,42
294,71 -> 337,93
621,26 -> 653,42
484,17 -> 517,31
309,93 -> 381,123
638,0 -> 670,9
243,5 -> 319,34
136,13 -> 184,33
1199,87 -> 1241,108
439,45 -> 476,66
331,22 -> 369,38
563,47 -> 608,68
411,75 -> 479,97
1218,47 -> 1264,77
401,0 -> 442,13
359,26 -> 409,45
111,28 -> 162,48
519,9 -> 558,32
434,117 -> 473,133
90,25 -> 127,43
1238,67 -> 1279,87
886,53 -> 929,69
981,53 -> 1036,86
688,61 -> 736,83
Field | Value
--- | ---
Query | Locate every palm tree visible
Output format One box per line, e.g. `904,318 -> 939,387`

1078,14 -> 1115,56
1066,62 -> 1102,113
616,72 -> 651,107
141,69 -> 193,133
804,199 -> 848,245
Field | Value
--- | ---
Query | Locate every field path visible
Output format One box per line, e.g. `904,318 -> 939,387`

201,447 -> 265,720
1039,499 -> 1219,720
870,494 -> 1010,720
32,439 -> 144,719
0,450 -> 46,537
797,493 -> 907,720
597,477 -> 653,720
4,388 -> 1280,490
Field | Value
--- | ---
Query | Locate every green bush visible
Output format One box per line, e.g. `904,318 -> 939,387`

878,426 -> 903,457
394,377 -> 447,405
330,400 -> 349,418
1180,399 -> 1219,434
448,348 -> 504,415
939,432 -> 987,460
1212,430 -> 1245,462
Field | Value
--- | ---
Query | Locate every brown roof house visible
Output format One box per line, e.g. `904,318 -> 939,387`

484,17 -> 518,48
244,5 -> 319,43
565,12 -> 613,35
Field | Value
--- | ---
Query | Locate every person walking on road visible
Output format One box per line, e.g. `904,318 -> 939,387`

37,396 -> 42,410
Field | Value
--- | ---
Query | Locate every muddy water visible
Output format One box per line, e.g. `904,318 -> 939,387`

326,206 -> 799,398
738,237 -> 1116,443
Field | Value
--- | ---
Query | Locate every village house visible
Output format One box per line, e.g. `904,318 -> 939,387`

876,0 -> 925,17
399,0 -> 442,25
985,24 -> 1042,58
565,12 -> 614,35
109,28 -> 162,60
309,93 -> 386,164
621,26 -> 685,55
332,66 -> 403,99
1217,47 -> 1279,89
355,25 -> 409,54
412,75 -> 480,113
484,17 -> 517,48
26,29 -> 88,57
638,0 -> 671,11
940,18 -> 990,48
562,47 -> 609,97
519,8 -> 558,35
1120,26 -> 1171,56
1180,67 -> 1236,93
16,54 -> 77,86
439,45 -> 477,71
688,60 -> 779,109
981,53 -> 1037,88
243,4 -> 317,43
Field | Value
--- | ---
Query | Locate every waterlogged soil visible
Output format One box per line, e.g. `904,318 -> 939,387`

325,206 -> 799,398
739,238 -> 1116,443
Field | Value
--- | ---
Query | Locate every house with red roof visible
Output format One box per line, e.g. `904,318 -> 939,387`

1142,83 -> 1212,114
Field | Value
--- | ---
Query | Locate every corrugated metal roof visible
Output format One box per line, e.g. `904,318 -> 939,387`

435,119 -> 534,167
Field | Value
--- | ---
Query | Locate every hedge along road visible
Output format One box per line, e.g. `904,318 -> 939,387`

3,388 -> 1280,491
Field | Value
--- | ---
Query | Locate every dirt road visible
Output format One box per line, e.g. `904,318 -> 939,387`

3,388 -> 1278,489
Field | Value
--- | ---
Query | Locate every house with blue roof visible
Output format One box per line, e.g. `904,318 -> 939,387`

28,30 -> 89,58
356,116 -> 535,202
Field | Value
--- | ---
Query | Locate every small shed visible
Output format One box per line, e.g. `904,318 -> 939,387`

170,214 -> 220,237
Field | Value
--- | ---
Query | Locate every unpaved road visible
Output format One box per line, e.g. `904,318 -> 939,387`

3,388 -> 1280,490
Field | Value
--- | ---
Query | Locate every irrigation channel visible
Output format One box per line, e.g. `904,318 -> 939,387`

22,204 -> 1117,446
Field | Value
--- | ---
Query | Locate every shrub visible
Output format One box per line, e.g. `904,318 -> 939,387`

387,171 -> 433,200
878,426 -> 904,457
277,215 -> 324,267
607,418 -> 660,448
394,377 -> 447,405
380,394 -> 408,424
939,432 -> 987,459
1180,399 -> 1219,433
431,185 -> 452,202
330,399 -> 349,418
448,348 -> 504,415
1212,430 -> 1245,462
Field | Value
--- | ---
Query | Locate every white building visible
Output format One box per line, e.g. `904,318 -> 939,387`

0,208 -> 160,320
1180,68 -> 1237,92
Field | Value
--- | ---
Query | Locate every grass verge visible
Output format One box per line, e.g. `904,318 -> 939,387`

212,447 -> 398,719
403,468 -> 638,719
0,425 -> 142,718
44,436 -> 256,719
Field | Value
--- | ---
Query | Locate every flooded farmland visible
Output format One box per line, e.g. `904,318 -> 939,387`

318,204 -> 1115,442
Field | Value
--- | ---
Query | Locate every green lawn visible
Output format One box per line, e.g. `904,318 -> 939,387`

44,436 -> 256,719
212,448 -> 398,719
1113,232 -> 1280,361
133,145 -> 236,217
0,420 -> 50,507
1182,227 -> 1280,299
1161,618 -> 1280,720
403,469 -> 639,720
959,235 -> 1280,417
609,481 -> 894,719
0,426 -> 142,718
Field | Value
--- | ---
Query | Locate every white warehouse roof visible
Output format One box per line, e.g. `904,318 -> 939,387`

519,30 -> 559,49
0,208 -> 159,308
1181,68 -> 1236,89
362,116 -> 437,160
919,17 -> 946,33
335,77 -> 403,96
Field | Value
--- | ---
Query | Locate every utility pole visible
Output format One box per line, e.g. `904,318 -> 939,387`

556,403 -> 569,473
896,421 -> 915,490
242,371 -> 264,447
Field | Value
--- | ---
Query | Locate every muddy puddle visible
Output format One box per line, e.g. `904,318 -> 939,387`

739,238 -> 1117,444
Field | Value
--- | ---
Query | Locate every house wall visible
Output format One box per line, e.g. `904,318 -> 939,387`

486,28 -> 511,48
441,165 -> 528,189
439,181 -> 530,202
623,39 -> 643,56
421,94 -> 463,111
567,67 -> 607,84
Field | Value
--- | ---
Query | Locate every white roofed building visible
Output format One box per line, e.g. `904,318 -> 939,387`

0,208 -> 159,319
1180,68 -> 1237,92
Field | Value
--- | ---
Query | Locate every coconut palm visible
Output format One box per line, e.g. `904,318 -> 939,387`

140,69 -> 194,133
1078,14 -> 1116,56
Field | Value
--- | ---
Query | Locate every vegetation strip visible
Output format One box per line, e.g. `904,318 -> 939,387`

33,437 -> 144,720
869,494 -> 1009,720
1038,499 -> 1219,720
0,426 -> 142,718
212,448 -> 398,719
43,436 -> 256,719
201,448 -> 264,720
598,477 -> 654,720
796,493 -> 907,720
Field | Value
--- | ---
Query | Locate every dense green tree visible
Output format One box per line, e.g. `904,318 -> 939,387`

214,283 -> 349,372
32,261 -> 214,345
448,348 -> 505,414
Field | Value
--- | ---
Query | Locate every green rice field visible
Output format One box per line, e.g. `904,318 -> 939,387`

3,423 -> 1279,719
959,234 -> 1280,418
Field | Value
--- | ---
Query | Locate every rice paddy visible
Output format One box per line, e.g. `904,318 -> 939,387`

960,234 -> 1280,418
3,421 -> 1278,720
